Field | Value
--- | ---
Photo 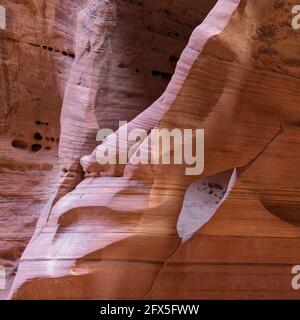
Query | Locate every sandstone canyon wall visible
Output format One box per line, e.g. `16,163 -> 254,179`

0,0 -> 217,299
1,0 -> 300,300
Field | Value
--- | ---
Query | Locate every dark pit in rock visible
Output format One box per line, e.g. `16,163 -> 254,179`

11,140 -> 27,149
31,144 -> 42,152
34,132 -> 43,140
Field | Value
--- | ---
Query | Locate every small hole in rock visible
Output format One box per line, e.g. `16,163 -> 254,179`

11,140 -> 27,149
31,144 -> 42,152
34,132 -> 43,140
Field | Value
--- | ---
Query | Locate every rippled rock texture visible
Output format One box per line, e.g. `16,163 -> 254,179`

1,0 -> 300,299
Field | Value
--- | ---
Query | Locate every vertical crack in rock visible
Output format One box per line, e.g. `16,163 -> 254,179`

142,243 -> 180,299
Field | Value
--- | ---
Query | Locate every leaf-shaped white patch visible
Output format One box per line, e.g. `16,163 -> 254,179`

177,168 -> 237,242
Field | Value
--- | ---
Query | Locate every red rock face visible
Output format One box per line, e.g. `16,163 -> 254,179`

0,0 -> 217,299
1,0 -> 300,300
0,0 -> 83,299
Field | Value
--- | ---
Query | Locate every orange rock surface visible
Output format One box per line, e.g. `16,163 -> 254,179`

1,0 -> 300,299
